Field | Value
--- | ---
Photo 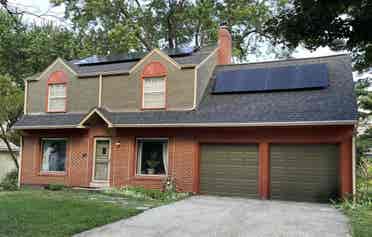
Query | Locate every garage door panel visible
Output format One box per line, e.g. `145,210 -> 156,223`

200,144 -> 259,198
270,144 -> 339,202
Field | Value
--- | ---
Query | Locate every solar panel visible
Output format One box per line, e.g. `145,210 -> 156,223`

75,47 -> 196,66
213,63 -> 329,93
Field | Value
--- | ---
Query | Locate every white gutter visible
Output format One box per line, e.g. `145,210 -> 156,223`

112,120 -> 358,128
98,74 -> 102,108
23,80 -> 28,114
14,120 -> 357,130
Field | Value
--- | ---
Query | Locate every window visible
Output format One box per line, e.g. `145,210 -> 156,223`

48,84 -> 66,112
137,139 -> 168,175
142,77 -> 165,109
41,139 -> 67,172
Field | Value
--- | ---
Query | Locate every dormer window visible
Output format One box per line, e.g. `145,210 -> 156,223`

47,71 -> 68,112
143,77 -> 166,109
141,62 -> 167,110
48,84 -> 66,112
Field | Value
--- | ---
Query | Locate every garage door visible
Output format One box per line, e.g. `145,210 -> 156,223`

270,144 -> 339,202
200,144 -> 259,198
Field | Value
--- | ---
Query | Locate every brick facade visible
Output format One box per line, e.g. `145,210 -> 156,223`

20,125 -> 354,197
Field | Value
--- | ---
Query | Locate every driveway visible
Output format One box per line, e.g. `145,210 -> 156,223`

75,196 -> 350,237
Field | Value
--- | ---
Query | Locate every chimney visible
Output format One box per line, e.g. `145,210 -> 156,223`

218,24 -> 232,64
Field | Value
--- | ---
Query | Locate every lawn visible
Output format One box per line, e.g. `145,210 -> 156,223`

0,188 -> 165,237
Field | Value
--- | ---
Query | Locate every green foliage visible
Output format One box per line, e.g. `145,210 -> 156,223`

265,0 -> 372,71
0,170 -> 18,191
51,0 -> 291,61
103,185 -> 189,202
0,10 -> 86,87
44,184 -> 65,191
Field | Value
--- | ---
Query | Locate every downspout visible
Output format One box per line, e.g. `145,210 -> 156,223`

98,74 -> 102,108
17,136 -> 23,188
23,80 -> 28,114
352,133 -> 356,197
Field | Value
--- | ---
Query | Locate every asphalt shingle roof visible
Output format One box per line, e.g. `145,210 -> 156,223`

14,54 -> 357,129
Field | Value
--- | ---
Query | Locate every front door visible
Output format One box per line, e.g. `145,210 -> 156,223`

93,138 -> 111,181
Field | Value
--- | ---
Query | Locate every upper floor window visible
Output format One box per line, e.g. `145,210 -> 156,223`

143,77 -> 165,109
47,71 -> 68,112
142,62 -> 167,109
48,84 -> 66,112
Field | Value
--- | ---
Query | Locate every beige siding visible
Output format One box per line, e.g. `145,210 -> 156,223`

102,52 -> 195,111
0,152 -> 18,181
196,51 -> 217,105
27,61 -> 99,113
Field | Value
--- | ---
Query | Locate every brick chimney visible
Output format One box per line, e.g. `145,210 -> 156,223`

218,25 -> 232,65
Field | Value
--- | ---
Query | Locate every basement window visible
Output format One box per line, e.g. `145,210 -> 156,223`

136,139 -> 168,175
41,139 -> 67,172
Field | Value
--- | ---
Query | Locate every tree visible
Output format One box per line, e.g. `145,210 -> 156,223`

51,0 -> 290,61
0,75 -> 23,170
355,76 -> 372,157
0,10 -> 85,87
264,0 -> 372,71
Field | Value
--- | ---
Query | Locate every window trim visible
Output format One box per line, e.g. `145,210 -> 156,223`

141,61 -> 167,110
135,138 -> 169,177
46,71 -> 68,113
39,138 -> 68,176
92,137 -> 111,183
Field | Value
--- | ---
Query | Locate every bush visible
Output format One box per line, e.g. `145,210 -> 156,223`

103,186 -> 190,202
0,170 -> 18,191
45,184 -> 65,191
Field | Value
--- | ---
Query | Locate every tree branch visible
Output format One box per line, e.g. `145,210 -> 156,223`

0,125 -> 19,170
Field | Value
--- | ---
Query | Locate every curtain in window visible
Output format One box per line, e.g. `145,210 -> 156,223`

137,141 -> 143,174
162,142 -> 168,174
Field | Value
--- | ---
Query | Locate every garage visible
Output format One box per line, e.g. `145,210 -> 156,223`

200,144 -> 259,198
270,144 -> 340,202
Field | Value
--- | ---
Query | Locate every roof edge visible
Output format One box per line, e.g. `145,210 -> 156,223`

13,120 -> 357,130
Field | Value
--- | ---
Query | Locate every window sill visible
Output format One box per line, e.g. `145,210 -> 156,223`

133,175 -> 166,181
38,171 -> 66,177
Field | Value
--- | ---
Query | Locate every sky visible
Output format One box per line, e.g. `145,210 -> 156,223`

9,0 -> 347,60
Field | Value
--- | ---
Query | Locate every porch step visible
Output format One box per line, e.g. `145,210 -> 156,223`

89,181 -> 110,189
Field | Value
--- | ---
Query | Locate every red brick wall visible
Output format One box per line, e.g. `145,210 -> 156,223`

20,125 -> 354,196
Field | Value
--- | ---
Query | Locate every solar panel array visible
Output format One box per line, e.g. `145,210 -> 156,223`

213,63 -> 329,94
75,47 -> 196,66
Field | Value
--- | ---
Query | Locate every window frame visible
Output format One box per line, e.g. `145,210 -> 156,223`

45,71 -> 68,113
141,76 -> 167,110
135,138 -> 169,177
39,138 -> 68,175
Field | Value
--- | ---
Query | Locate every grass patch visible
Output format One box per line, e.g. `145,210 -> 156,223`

0,189 -> 146,237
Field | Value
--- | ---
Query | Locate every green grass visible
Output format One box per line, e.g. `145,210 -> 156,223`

0,188 -> 162,237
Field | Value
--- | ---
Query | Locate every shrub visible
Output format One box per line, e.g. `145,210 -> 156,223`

0,170 -> 19,191
45,184 -> 65,191
103,185 -> 190,202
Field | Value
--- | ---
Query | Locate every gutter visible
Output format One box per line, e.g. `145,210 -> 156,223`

13,120 -> 357,130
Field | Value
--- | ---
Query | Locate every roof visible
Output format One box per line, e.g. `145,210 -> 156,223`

14,54 -> 358,129
0,140 -> 19,152
27,45 -> 218,80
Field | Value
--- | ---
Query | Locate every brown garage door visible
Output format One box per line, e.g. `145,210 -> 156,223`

200,144 -> 259,198
270,144 -> 339,202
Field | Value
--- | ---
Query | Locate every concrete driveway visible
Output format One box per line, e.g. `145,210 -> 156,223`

75,196 -> 350,237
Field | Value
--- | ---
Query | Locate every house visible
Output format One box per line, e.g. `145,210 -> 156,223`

0,140 -> 19,181
14,26 -> 357,202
